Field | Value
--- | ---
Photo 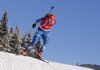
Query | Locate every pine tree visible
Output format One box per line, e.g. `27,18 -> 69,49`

1,9 -> 9,36
27,33 -> 32,44
9,27 -> 15,49
9,26 -> 23,54
76,62 -> 79,66
12,25 -> 22,53
10,27 -> 13,33
0,23 -> 3,49
0,9 -> 11,52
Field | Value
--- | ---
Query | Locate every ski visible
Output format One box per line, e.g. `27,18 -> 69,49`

37,58 -> 49,63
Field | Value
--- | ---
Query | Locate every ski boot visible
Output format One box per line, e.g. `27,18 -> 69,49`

21,49 -> 27,55
37,51 -> 43,58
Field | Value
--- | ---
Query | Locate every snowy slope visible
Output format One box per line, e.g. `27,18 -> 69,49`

0,52 -> 94,70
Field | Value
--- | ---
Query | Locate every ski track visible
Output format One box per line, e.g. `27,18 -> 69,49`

0,52 -> 94,70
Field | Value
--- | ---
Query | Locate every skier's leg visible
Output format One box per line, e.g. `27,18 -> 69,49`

37,34 -> 49,58
22,34 -> 40,55
37,31 -> 49,58
26,30 -> 42,50
22,30 -> 42,55
26,35 -> 40,50
40,33 -> 49,51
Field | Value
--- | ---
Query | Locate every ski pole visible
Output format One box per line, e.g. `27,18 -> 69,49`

46,6 -> 54,17
24,28 -> 33,37
49,6 -> 54,15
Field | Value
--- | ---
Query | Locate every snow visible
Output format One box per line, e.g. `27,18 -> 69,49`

0,52 -> 94,70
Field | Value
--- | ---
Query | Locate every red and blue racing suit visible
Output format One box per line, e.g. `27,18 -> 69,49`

26,17 -> 55,51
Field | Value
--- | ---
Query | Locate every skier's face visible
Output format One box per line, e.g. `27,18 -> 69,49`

49,16 -> 55,24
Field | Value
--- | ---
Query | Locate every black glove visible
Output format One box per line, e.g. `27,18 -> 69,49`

32,24 -> 36,28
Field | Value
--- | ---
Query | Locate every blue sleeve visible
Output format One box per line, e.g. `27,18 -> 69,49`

41,18 -> 44,24
34,18 -> 40,25
34,18 -> 44,25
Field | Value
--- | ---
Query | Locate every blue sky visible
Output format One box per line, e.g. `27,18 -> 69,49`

0,0 -> 100,65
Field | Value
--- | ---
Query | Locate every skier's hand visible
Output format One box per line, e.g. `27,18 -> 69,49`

32,24 -> 36,28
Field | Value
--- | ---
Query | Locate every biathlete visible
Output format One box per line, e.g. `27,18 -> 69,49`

22,14 -> 56,58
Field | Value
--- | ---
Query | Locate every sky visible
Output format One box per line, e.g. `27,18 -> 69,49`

0,0 -> 100,65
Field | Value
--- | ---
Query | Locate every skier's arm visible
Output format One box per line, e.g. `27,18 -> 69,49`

32,18 -> 44,28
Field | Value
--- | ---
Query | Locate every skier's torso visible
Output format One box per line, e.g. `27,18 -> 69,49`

39,18 -> 55,31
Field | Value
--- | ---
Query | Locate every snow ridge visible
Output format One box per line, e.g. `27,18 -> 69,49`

0,52 -> 94,70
